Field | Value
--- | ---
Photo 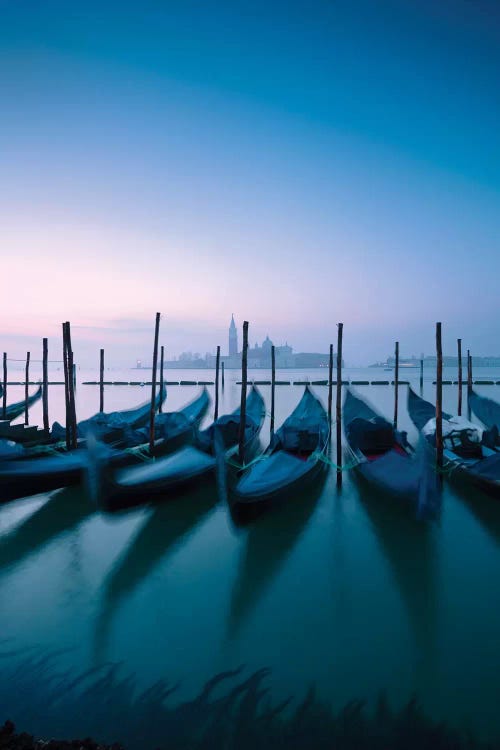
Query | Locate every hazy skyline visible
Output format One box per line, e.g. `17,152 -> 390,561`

1,0 -> 499,365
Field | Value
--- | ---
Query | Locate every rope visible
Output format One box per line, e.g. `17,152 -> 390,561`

316,453 -> 359,472
124,444 -> 153,462
226,453 -> 268,471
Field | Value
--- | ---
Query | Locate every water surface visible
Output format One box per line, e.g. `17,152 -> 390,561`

1,365 -> 500,745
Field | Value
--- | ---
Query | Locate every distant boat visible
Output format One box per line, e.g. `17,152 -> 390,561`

408,387 -> 500,498
344,388 -> 439,517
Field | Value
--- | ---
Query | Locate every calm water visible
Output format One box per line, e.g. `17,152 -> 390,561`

1,366 -> 500,745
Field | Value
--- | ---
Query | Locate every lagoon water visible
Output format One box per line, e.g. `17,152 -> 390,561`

1,365 -> 500,745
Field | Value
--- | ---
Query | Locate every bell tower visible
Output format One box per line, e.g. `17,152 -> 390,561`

229,314 -> 238,356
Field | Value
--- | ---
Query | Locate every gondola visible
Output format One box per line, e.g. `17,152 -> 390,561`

0,386 -> 42,423
408,387 -> 500,498
469,389 -> 500,440
0,387 -> 167,449
119,387 -> 210,454
88,386 -> 266,512
50,386 -> 167,444
0,389 -> 208,503
230,386 -> 329,512
344,388 -> 439,517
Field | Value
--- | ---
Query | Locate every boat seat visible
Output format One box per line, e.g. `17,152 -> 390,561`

347,417 -> 394,454
280,427 -> 318,453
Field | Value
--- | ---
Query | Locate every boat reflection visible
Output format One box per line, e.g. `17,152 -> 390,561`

452,482 -> 500,548
0,487 -> 93,575
94,485 -> 218,658
356,483 -> 439,692
226,474 -> 325,639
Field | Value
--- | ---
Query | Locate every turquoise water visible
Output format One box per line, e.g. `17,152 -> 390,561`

1,366 -> 500,745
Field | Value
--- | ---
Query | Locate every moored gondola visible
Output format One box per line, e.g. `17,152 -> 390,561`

230,386 -> 329,513
50,386 -> 167,444
0,388 -> 208,503
408,387 -> 500,498
0,386 -> 42,423
469,389 -> 500,441
344,388 -> 439,518
88,386 -> 266,512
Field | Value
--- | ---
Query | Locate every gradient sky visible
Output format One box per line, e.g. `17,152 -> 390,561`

1,0 -> 499,365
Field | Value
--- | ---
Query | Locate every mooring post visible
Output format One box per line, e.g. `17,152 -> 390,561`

457,338 -> 462,416
393,341 -> 399,429
2,352 -> 7,419
42,338 -> 49,432
99,349 -> 105,413
270,344 -> 276,440
24,351 -> 30,425
221,361 -> 225,390
336,323 -> 343,486
159,345 -> 164,414
467,349 -> 472,420
149,312 -> 161,454
436,322 -> 443,477
327,343 -> 333,431
215,345 -> 220,420
62,323 -> 71,449
66,322 -> 77,449
238,321 -> 249,466
420,357 -> 424,395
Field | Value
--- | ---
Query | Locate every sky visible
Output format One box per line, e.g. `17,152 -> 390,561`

1,0 -> 499,366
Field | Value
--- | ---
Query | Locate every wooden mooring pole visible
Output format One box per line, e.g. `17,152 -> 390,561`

99,349 -> 105,413
420,357 -> 424,395
221,361 -> 225,390
436,322 -> 443,476
2,352 -> 6,419
327,343 -> 333,431
393,341 -> 399,429
24,352 -> 30,425
238,321 -> 249,465
336,323 -> 343,486
65,322 -> 77,449
270,345 -> 276,440
467,349 -> 472,420
62,324 -> 71,449
215,345 -> 220,420
457,338 -> 462,416
42,338 -> 49,432
149,312 -> 161,454
159,345 -> 164,413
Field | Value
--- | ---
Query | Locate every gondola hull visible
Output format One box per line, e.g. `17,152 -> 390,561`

231,387 -> 330,512
0,386 -> 43,423
90,387 -> 266,513
344,388 -> 439,517
408,387 -> 500,499
0,389 -> 210,503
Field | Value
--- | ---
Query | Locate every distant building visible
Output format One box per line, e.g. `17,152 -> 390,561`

229,314 -> 238,356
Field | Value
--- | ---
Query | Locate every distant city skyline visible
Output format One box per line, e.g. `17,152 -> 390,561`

1,1 -> 499,366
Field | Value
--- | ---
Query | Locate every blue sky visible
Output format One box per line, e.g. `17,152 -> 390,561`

1,0 -> 499,365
